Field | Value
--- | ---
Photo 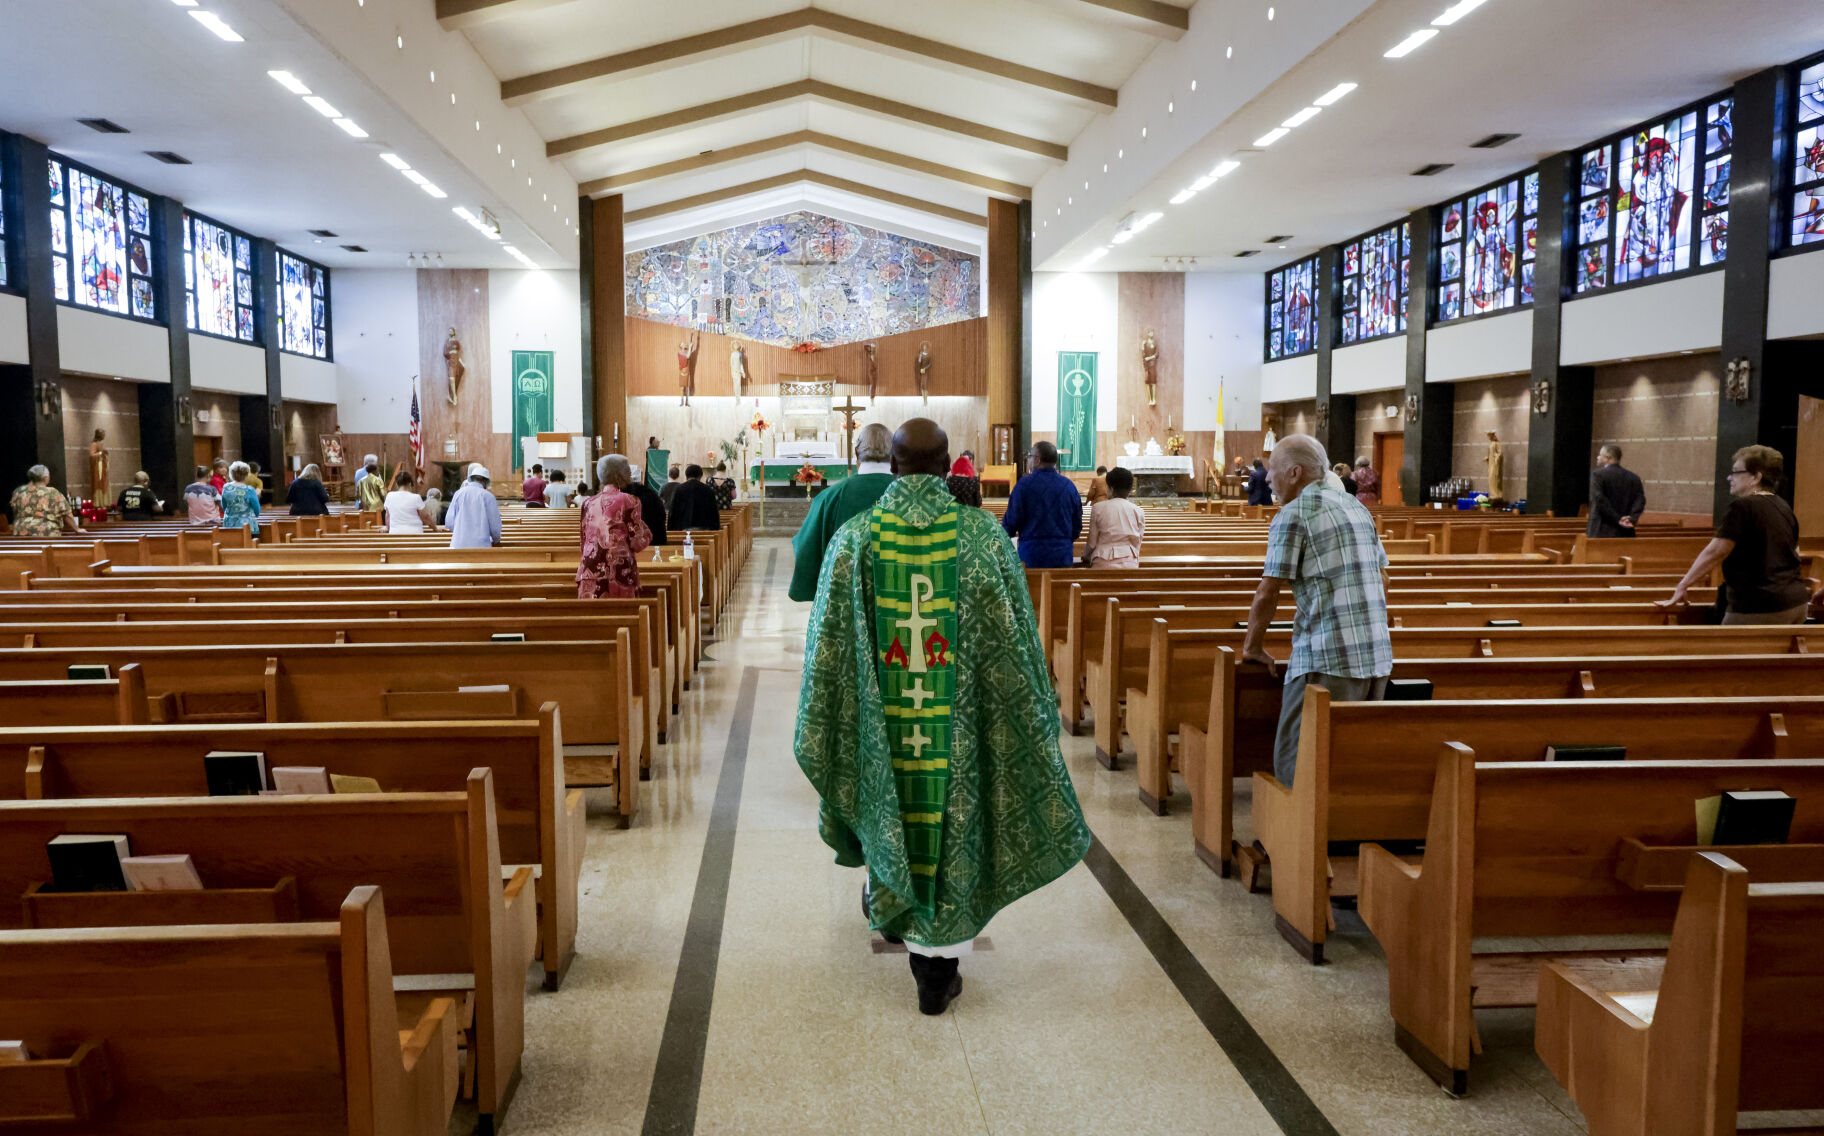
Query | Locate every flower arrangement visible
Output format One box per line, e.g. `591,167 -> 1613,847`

791,342 -> 818,354
792,463 -> 826,486
1166,434 -> 1186,456
1473,493 -> 1491,510
749,411 -> 770,434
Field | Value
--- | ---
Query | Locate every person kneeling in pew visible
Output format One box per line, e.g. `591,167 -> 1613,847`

1240,434 -> 1392,786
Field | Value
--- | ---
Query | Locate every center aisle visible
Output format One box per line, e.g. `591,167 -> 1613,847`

510,539 -> 1591,1136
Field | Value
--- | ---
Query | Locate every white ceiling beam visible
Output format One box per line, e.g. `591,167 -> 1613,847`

1066,0 -> 1190,39
622,169 -> 988,227
435,0 -> 575,31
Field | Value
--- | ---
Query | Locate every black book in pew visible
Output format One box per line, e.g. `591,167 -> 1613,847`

46,834 -> 131,892
66,664 -> 111,680
1545,744 -> 1627,761
204,751 -> 268,796
1697,790 -> 1796,846
1385,678 -> 1434,701
1233,621 -> 1296,631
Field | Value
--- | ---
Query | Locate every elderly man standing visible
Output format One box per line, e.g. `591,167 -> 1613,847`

1588,444 -> 1647,538
445,463 -> 501,549
1001,440 -> 1082,569
796,419 -> 1091,1015
788,422 -> 895,602
1240,434 -> 1392,788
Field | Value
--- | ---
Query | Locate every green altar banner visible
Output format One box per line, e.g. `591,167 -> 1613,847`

1057,351 -> 1097,472
511,350 -> 555,472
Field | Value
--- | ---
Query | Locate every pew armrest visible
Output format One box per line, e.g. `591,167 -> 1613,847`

1534,961 -> 1653,1134
0,1040 -> 114,1125
399,995 -> 462,1128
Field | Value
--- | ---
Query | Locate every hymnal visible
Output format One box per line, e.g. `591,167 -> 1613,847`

204,751 -> 268,796
121,854 -> 204,892
457,684 -> 511,693
0,1041 -> 29,1063
1231,621 -> 1294,631
67,664 -> 111,680
271,766 -> 331,794
330,773 -> 383,794
1697,790 -> 1796,846
1485,619 -> 1523,628
490,633 -> 526,642
1545,744 -> 1627,761
1385,678 -> 1434,702
46,833 -> 131,892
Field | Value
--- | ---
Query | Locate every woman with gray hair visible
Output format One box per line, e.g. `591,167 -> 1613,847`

220,460 -> 262,539
576,453 -> 653,599
8,464 -> 84,536
287,463 -> 333,516
1352,455 -> 1380,506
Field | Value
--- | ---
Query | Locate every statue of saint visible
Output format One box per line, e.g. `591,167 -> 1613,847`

89,429 -> 109,501
1140,328 -> 1159,407
728,342 -> 748,399
915,341 -> 932,404
678,330 -> 700,406
443,328 -> 465,407
1483,431 -> 1505,495
863,342 -> 880,403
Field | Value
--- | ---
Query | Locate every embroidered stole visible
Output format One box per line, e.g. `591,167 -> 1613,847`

869,499 -> 960,915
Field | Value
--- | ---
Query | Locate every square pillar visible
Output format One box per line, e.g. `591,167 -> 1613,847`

1525,152 -> 1592,515
1400,206 -> 1453,504
137,195 -> 194,509
0,134 -> 66,494
580,194 -> 627,454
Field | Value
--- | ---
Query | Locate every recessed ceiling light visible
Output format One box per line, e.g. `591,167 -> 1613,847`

1190,79 -> 1198,91
302,95 -> 341,118
1432,0 -> 1489,26
1282,106 -> 1322,128
268,70 -> 310,95
380,152 -> 410,170
1278,244 -> 1287,249
396,34 -> 404,48
1267,6 -> 1275,19
1254,127 -> 1290,147
1167,101 -> 1174,113
332,118 -> 368,138
496,143 -> 502,154
1068,196 -> 1073,204
526,176 -> 532,186
1141,126 -> 1148,137
428,70 -> 436,82
1384,29 -> 1439,57
1313,82 -> 1357,106
188,10 -> 243,41
1083,180 -> 1089,189
1226,45 -> 1234,58
1102,163 -> 1108,173
1118,148 -> 1124,158
543,193 -> 548,201
450,93 -> 456,104
475,120 -> 481,130
510,158 -> 516,167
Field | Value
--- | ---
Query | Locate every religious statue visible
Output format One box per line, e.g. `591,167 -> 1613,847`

1483,430 -> 1505,495
1140,327 -> 1159,407
677,330 -> 700,406
914,341 -> 932,404
863,342 -> 880,403
443,327 -> 465,407
1262,427 -> 1277,454
729,341 -> 748,399
89,429 -> 109,500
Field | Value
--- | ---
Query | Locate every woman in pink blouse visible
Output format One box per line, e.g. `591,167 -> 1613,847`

1082,466 -> 1145,568
577,454 -> 653,599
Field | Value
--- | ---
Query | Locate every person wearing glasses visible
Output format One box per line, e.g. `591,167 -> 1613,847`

1659,445 -> 1809,624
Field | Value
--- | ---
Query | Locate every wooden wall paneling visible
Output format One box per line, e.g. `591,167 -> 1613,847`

417,269 -> 508,477
586,195 -> 628,452
623,316 -> 986,400
986,197 -> 1020,429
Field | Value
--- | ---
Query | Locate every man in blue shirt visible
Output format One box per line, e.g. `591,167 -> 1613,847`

1001,441 -> 1082,569
445,464 -> 502,549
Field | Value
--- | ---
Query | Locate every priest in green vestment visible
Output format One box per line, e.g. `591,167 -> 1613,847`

795,418 -> 1092,1014
788,423 -> 897,602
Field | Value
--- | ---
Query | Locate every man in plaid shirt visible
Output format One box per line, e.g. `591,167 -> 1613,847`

1241,434 -> 1393,786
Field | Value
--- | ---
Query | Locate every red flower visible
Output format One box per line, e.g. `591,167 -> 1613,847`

792,341 -> 818,354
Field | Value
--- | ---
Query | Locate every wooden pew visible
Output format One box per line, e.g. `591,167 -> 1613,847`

0,885 -> 459,1135
0,768 -> 529,1129
0,704 -> 584,991
1247,688 -> 1824,966
1358,749 -> 1824,1093
0,663 -> 149,727
1534,851 -> 1824,1136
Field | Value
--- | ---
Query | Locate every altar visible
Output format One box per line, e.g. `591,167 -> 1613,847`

1113,454 -> 1194,497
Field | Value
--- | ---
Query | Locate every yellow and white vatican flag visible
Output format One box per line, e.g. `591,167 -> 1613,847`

1211,379 -> 1226,471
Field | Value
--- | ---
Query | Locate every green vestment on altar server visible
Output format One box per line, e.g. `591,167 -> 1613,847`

787,471 -> 894,603
794,474 -> 1092,948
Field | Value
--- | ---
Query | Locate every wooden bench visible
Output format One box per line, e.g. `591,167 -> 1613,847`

0,664 -> 148,727
1534,851 -> 1824,1136
0,768 -> 530,1129
0,885 -> 459,1134
0,703 -> 584,992
1358,749 -> 1824,1093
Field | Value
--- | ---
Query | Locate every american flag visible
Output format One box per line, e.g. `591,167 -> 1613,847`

408,375 -> 423,473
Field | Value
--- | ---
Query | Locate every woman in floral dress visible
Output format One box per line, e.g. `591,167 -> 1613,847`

577,453 -> 653,599
220,461 -> 262,540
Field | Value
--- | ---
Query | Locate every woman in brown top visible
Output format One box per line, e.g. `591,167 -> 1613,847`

1661,445 -> 1810,624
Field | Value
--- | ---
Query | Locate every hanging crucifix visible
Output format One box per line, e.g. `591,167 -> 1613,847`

677,330 -> 700,406
834,397 -> 866,471
1140,327 -> 1159,407
915,341 -> 932,404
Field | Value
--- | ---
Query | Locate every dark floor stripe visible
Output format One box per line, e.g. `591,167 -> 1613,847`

1082,837 -> 1342,1136
641,666 -> 759,1136
764,545 -> 778,582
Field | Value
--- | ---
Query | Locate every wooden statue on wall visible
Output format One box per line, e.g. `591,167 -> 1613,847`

1140,328 -> 1159,407
864,342 -> 879,403
89,429 -> 108,501
1483,430 -> 1504,495
915,340 -> 932,405
729,341 -> 748,398
678,330 -> 700,406
443,327 -> 466,407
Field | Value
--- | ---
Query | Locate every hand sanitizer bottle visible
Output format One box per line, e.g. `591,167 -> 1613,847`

683,531 -> 696,561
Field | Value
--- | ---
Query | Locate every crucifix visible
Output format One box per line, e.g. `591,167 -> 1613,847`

834,396 -> 866,470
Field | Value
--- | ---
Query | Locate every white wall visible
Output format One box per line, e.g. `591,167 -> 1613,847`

281,352 -> 338,404
1426,310 -> 1533,383
1561,271 -> 1724,365
1031,271 -> 1119,432
1259,354 -> 1316,403
332,269 -> 420,433
188,334 -> 264,395
56,306 -> 169,383
489,270 -> 582,434
1768,251 -> 1824,340
0,293 -> 26,365
1183,272 -> 1262,431
1332,335 -> 1406,395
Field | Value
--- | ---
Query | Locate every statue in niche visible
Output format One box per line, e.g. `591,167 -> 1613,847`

863,342 -> 880,403
728,341 -> 748,399
89,429 -> 109,501
1140,327 -> 1159,406
443,327 -> 466,407
677,330 -> 700,407
1483,431 -> 1505,495
915,341 -> 932,405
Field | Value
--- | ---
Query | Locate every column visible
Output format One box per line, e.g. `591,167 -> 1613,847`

1524,151 -> 1592,515
1312,244 -> 1354,464
986,198 -> 1022,454
137,196 -> 194,509
1399,205 -> 1453,505
580,193 -> 627,454
1017,199 -> 1034,461
245,238 -> 288,503
0,134 -> 67,492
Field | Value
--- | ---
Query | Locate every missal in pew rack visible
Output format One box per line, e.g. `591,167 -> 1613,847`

270,766 -> 332,794
120,853 -> 204,891
330,773 -> 383,794
66,664 -> 111,681
0,1042 -> 27,1063
1697,790 -> 1797,845
1545,744 -> 1628,761
204,751 -> 268,796
46,833 -> 131,892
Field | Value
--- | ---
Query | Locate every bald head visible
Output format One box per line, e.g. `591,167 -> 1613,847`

856,422 -> 893,464
891,418 -> 950,478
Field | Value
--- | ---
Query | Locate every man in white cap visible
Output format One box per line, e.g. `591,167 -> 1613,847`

445,463 -> 501,548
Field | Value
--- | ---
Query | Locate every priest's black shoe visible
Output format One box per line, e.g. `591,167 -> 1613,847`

861,878 -> 903,944
908,954 -> 962,1015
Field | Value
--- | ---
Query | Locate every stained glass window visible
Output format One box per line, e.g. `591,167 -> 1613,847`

1791,55 -> 1824,247
1574,101 -> 1715,293
185,214 -> 256,343
47,157 -> 156,319
0,152 -> 8,290
1338,221 -> 1410,345
278,251 -> 330,359
1263,255 -> 1319,361
1436,171 -> 1538,322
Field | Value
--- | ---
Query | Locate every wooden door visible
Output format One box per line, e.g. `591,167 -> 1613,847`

1375,432 -> 1405,506
192,436 -> 221,477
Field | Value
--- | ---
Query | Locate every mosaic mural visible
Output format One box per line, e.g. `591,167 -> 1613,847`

625,211 -> 980,348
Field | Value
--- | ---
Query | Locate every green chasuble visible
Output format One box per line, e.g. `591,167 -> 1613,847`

787,471 -> 894,602
795,474 -> 1092,948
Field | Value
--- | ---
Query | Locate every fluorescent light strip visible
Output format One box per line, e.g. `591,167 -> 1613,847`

1313,82 -> 1356,107
1254,127 -> 1290,147
452,207 -> 479,222
1282,106 -> 1322,128
169,0 -> 199,6
1170,189 -> 1196,205
1075,247 -> 1109,270
267,70 -> 310,95
419,183 -> 447,199
188,10 -> 243,41
380,152 -> 410,170
1210,159 -> 1241,177
302,95 -> 340,118
402,169 -> 430,185
1111,230 -> 1134,245
1432,0 -> 1488,25
332,118 -> 368,138
1384,28 -> 1439,57
1137,212 -> 1162,228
